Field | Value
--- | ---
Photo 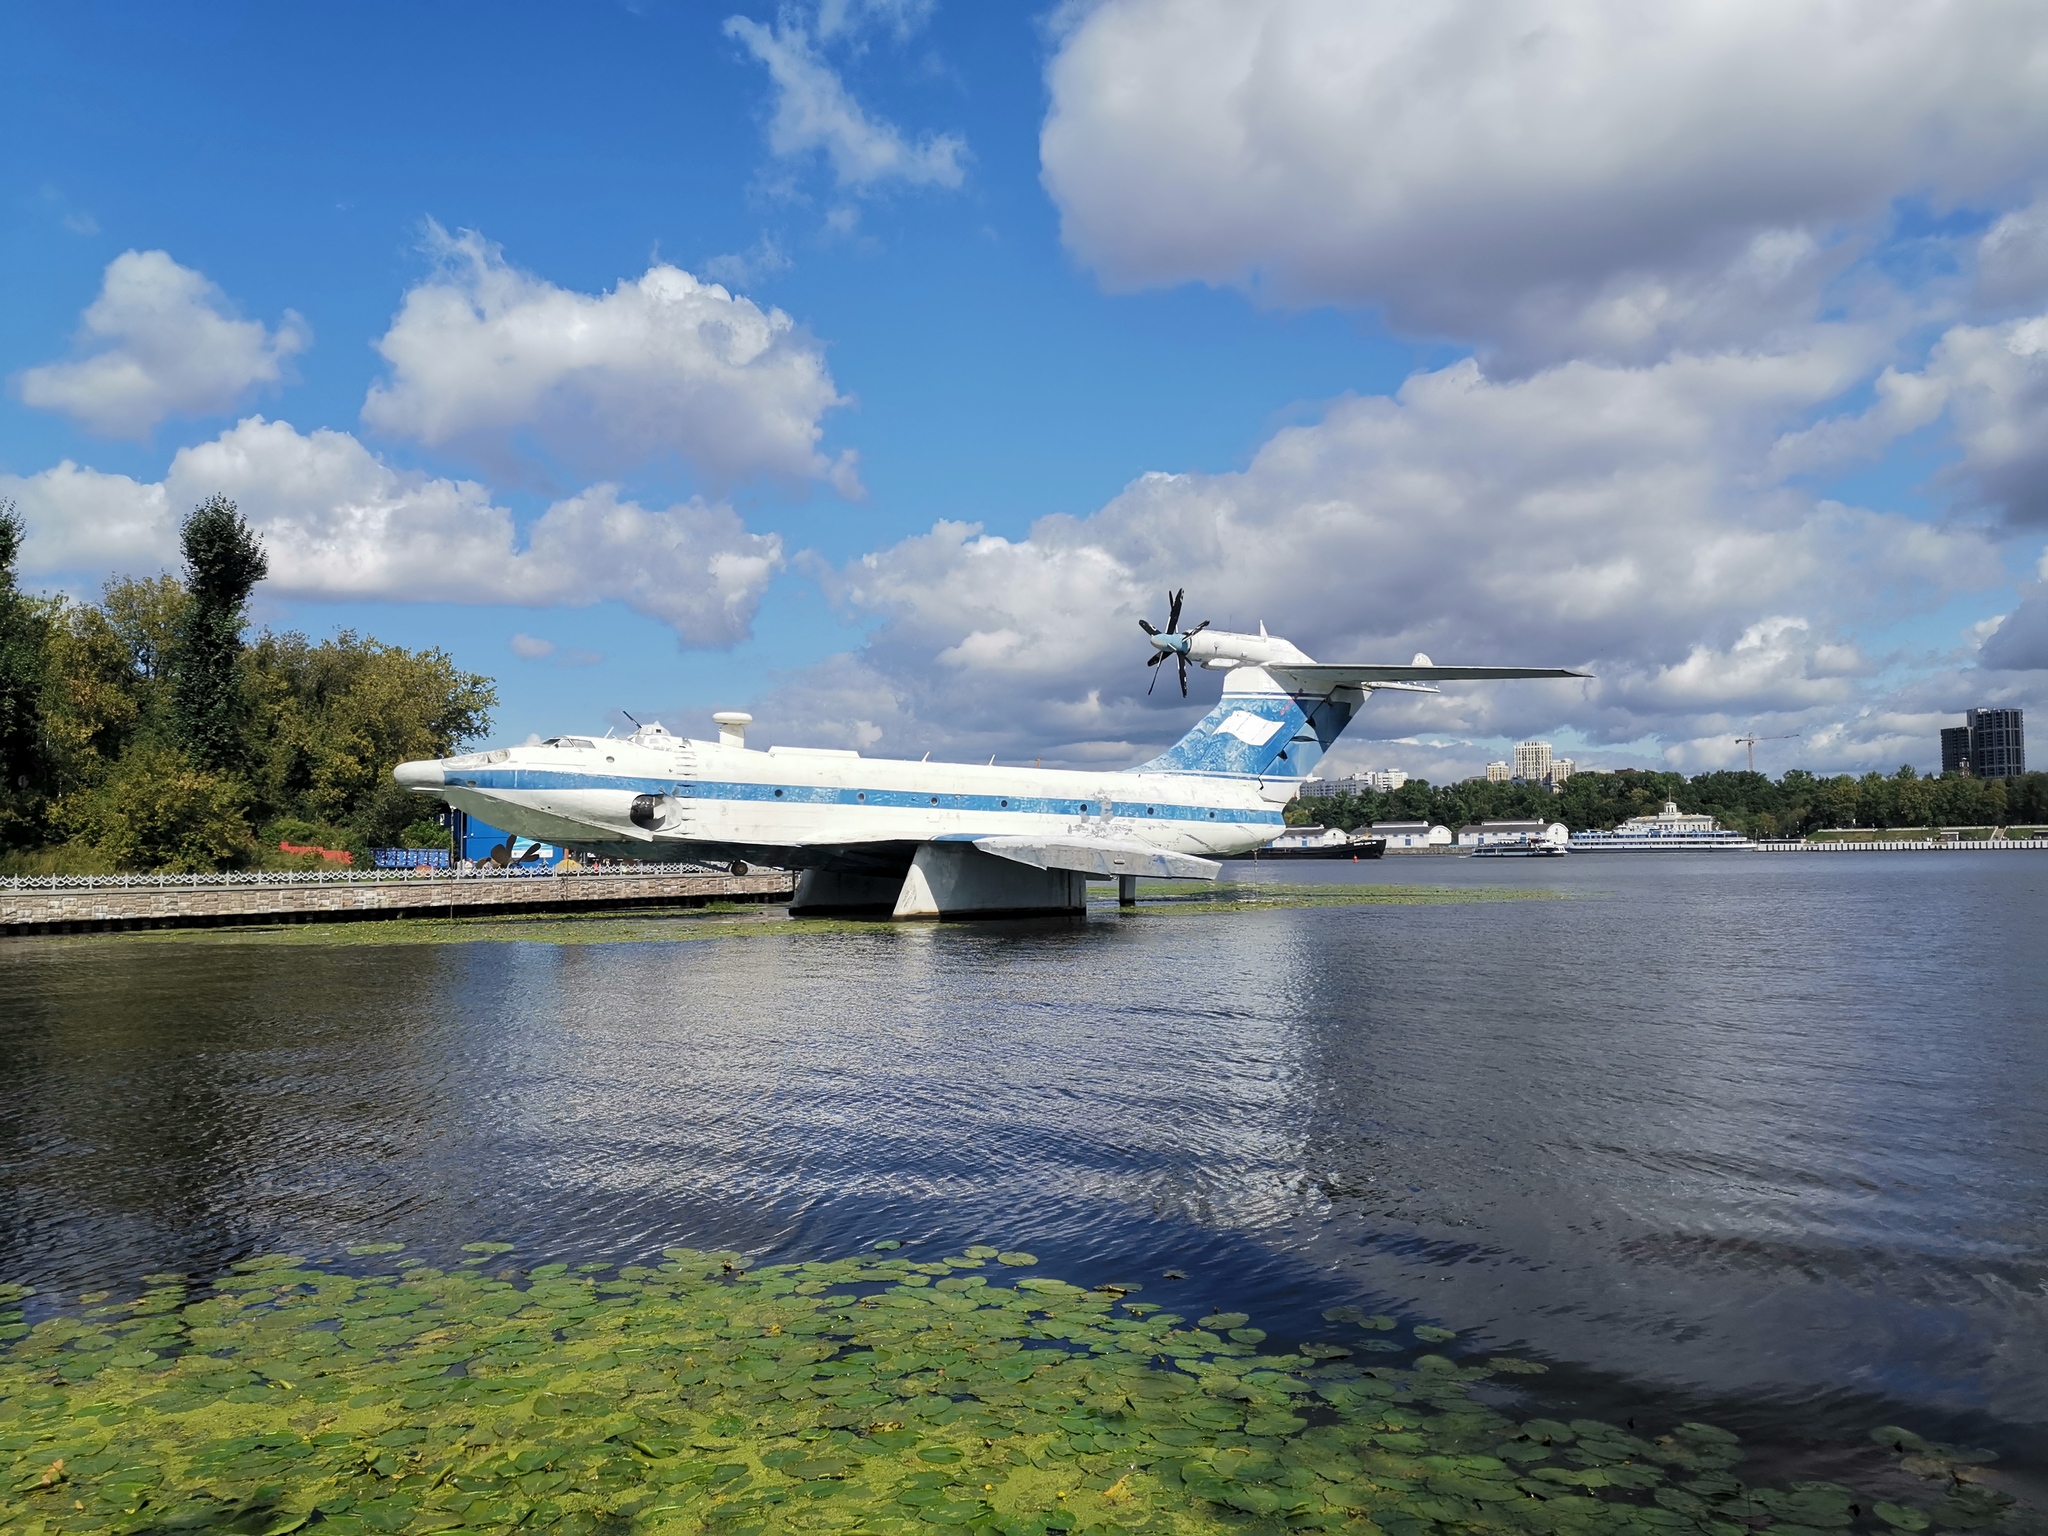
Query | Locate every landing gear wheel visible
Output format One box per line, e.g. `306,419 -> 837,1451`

729,859 -> 750,876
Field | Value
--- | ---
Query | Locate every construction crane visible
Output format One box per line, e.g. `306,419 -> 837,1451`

1734,732 -> 1800,773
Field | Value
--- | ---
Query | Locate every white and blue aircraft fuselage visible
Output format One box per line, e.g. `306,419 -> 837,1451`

393,624 -> 1583,916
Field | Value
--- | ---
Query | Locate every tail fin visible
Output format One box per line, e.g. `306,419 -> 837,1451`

1136,667 -> 1361,780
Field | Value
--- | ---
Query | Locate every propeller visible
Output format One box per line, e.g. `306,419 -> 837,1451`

1138,587 -> 1209,696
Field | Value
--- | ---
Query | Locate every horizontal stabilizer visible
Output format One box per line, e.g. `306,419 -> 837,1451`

1271,663 -> 1588,687
973,835 -> 1220,881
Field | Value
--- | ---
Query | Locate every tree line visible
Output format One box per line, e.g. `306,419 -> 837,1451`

0,497 -> 496,873
1290,763 -> 2048,839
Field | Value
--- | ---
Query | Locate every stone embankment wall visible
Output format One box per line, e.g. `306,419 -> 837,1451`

1,870 -> 795,936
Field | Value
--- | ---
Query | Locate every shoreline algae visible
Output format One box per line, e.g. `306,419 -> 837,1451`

0,1250 -> 2022,1536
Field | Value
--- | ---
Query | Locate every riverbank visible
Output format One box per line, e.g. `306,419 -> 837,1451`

1755,836 -> 2048,852
0,866 -> 794,935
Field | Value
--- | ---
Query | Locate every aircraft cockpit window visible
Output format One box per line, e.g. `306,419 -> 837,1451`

542,737 -> 596,749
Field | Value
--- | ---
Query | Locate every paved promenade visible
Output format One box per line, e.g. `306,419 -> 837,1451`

0,867 -> 795,935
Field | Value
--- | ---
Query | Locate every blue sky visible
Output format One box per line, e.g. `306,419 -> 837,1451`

6,0 -> 2047,779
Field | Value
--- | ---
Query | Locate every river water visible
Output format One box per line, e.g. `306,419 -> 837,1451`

2,853 -> 2044,1493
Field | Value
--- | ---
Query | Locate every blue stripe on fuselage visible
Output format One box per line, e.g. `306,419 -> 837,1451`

439,769 -> 1282,825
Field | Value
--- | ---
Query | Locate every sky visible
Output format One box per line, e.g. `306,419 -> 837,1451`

5,0 -> 2048,783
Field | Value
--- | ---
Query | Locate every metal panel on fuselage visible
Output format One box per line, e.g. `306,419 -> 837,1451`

435,738 -> 1284,859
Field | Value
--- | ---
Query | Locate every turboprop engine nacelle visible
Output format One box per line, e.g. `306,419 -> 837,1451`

1178,627 -> 1315,670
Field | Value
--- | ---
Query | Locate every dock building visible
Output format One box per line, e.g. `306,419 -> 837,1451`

1373,820 -> 1452,849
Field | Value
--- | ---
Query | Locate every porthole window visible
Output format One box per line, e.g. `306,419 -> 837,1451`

1209,811 -> 1216,819
930,796 -> 939,804
1080,803 -> 1089,812
1000,799 -> 1008,807
1146,806 -> 1155,815
774,788 -> 784,797
857,792 -> 865,801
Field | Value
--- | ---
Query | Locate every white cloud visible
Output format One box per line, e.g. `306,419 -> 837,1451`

509,633 -> 556,659
1772,309 -> 2048,525
1980,549 -> 2048,670
1977,196 -> 2048,310
701,235 -> 794,288
1041,0 -> 2048,360
15,250 -> 309,437
361,226 -> 856,492
0,459 -> 174,572
755,344 -> 2000,768
2,417 -> 783,648
726,15 -> 967,192
815,0 -> 935,41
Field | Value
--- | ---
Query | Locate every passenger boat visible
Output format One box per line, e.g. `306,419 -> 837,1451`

1469,837 -> 1567,858
1569,801 -> 1756,851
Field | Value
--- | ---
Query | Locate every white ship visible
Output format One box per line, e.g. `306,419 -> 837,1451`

1569,800 -> 1755,851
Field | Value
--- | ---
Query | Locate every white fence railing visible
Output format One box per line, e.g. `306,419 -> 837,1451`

0,864 -> 745,893
1753,838 -> 2048,852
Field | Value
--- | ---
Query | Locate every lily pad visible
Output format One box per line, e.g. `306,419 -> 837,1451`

0,1243 -> 1951,1536
1414,1325 -> 1457,1343
996,1252 -> 1037,1267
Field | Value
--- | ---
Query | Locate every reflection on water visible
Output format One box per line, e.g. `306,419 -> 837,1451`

1,853 -> 2044,1482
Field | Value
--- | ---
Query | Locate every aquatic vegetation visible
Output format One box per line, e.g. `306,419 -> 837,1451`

0,1251 -> 2021,1536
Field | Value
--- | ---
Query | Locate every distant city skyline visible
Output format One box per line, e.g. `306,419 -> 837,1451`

1943,707 -> 2027,779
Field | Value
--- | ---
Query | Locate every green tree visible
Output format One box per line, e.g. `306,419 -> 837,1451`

0,500 -> 52,845
54,739 -> 253,872
171,495 -> 267,772
245,630 -> 495,838
2006,773 -> 2048,825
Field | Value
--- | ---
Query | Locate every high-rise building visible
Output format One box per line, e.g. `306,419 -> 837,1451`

1965,707 -> 2026,779
1513,740 -> 1553,780
1486,760 -> 1511,782
1547,758 -> 1575,786
1940,726 -> 1972,776
1300,769 -> 1411,799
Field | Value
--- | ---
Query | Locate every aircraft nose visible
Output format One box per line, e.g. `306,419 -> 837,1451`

394,759 -> 445,791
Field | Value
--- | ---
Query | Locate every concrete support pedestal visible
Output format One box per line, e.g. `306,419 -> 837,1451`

892,844 -> 1087,919
1118,874 -> 1138,906
789,869 -> 907,915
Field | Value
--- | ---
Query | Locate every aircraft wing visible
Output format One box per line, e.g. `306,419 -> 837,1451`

971,834 -> 1220,881
1271,663 -> 1589,688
